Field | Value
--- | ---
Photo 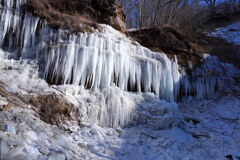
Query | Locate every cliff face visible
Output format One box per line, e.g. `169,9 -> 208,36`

26,0 -> 127,33
91,0 -> 127,33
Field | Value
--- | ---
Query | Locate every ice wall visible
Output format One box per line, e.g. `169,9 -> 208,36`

0,0 -> 236,103
0,0 -> 183,102
54,84 -> 179,129
189,54 -> 237,99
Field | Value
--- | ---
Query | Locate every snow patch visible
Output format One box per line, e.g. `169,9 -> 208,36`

210,22 -> 240,45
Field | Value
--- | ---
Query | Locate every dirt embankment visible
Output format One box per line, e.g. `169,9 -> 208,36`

0,83 -> 74,127
199,35 -> 240,68
25,0 -> 127,33
129,25 -> 204,68
129,18 -> 240,69
29,94 -> 74,126
24,0 -> 240,69
201,13 -> 240,68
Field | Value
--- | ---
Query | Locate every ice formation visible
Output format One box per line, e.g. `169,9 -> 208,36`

1,56 -> 240,159
0,57 -> 179,129
0,0 -> 183,102
0,0 -> 238,129
0,0 -> 236,103
188,54 -> 237,99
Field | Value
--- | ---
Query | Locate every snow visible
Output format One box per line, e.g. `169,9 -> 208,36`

1,90 -> 239,160
0,58 -> 48,93
0,57 -> 180,159
179,88 -> 240,159
0,95 -> 8,106
0,57 -> 179,129
210,22 -> 240,45
0,50 -> 239,160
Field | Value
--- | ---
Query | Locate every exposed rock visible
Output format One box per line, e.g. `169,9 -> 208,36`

29,94 -> 74,126
140,130 -> 158,139
0,104 -> 12,111
92,0 -> 127,33
78,142 -> 88,149
182,114 -> 200,124
199,34 -> 240,68
0,84 -> 24,110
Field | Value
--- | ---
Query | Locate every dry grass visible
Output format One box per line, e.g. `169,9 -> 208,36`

0,82 -> 74,127
25,0 -> 99,32
30,94 -> 74,126
198,34 -> 240,69
203,12 -> 240,30
130,21 -> 240,70
129,25 -> 204,68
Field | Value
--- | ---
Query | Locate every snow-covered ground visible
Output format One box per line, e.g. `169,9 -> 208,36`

211,22 -> 240,45
0,57 -> 180,160
0,52 -> 240,160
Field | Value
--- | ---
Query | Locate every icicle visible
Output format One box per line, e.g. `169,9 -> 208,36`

0,1 -> 237,102
42,29 -> 180,102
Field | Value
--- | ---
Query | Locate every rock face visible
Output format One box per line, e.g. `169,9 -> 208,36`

92,0 -> 127,33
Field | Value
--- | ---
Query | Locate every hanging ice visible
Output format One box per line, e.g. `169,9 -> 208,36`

0,0 -> 237,103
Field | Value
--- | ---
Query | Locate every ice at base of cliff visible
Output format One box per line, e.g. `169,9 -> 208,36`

0,57 -> 179,129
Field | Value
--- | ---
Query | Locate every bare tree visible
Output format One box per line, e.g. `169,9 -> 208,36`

119,0 -> 208,33
201,0 -> 217,14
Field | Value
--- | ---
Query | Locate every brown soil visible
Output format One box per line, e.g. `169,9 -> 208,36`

25,0 -> 127,33
0,83 -> 24,108
25,0 -> 98,32
201,13 -> 240,69
129,25 -> 204,68
129,22 -> 240,70
0,84 -> 11,100
199,35 -> 240,68
1,82 -> 75,127
29,94 -> 74,126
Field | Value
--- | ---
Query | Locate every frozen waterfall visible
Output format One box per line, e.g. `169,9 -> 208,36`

0,0 -> 236,103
